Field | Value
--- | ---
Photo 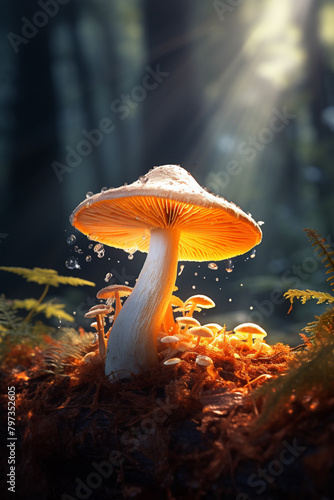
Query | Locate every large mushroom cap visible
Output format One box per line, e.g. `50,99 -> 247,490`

71,165 -> 262,261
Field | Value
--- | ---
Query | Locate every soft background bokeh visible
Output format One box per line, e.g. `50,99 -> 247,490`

1,0 -> 334,344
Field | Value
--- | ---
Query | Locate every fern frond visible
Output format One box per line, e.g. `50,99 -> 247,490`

304,229 -> 334,291
284,289 -> 334,308
12,299 -> 74,322
0,296 -> 23,332
42,328 -> 94,376
0,266 -> 95,288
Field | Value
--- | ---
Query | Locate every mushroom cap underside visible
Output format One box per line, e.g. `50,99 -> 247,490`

71,165 -> 262,262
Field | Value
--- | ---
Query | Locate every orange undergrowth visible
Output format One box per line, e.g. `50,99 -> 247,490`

1,331 -> 333,499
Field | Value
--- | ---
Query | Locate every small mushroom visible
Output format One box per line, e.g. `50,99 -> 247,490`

161,295 -> 183,335
71,165 -> 262,380
160,335 -> 180,360
187,325 -> 214,346
164,357 -> 181,366
184,294 -> 215,317
84,304 -> 113,359
195,354 -> 214,367
96,284 -> 133,321
176,316 -> 201,336
234,322 -> 267,348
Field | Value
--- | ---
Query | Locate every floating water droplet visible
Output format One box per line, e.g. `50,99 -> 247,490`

257,221 -> 265,226
128,254 -> 134,260
73,311 -> 76,315
240,283 -> 243,287
105,272 -> 112,282
117,260 -> 120,264
65,257 -> 80,270
208,262 -> 218,270
178,264 -> 184,276
249,306 -> 253,310
78,249 -> 83,254
226,259 -> 234,273
74,245 -> 79,252
86,191 -> 93,198
228,298 -> 232,302
94,243 -> 104,253
86,255 -> 92,262
88,243 -> 93,250
215,277 -> 219,282
66,234 -> 76,245
97,250 -> 105,258
125,281 -> 129,285
194,272 -> 198,276
250,249 -> 256,259
192,285 -> 196,289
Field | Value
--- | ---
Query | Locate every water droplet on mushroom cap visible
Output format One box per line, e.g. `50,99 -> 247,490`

86,191 -> 94,198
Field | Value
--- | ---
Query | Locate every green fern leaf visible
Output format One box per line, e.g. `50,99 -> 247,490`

12,299 -> 74,322
0,266 -> 95,288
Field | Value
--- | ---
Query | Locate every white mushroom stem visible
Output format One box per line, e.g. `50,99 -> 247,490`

105,228 -> 181,380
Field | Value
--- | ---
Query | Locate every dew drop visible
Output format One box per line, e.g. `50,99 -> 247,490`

97,250 -> 105,258
192,285 -> 196,289
125,281 -> 129,285
250,249 -> 256,259
128,254 -> 134,260
178,264 -> 185,276
86,255 -> 92,262
94,243 -> 104,253
86,191 -> 94,198
74,245 -> 79,252
194,272 -> 198,276
249,306 -> 254,310
105,272 -> 112,282
66,234 -> 76,245
215,277 -> 219,282
208,262 -> 218,270
88,243 -> 93,249
65,257 -> 80,269
240,283 -> 243,287
139,175 -> 148,184
228,298 -> 232,302
226,259 -> 234,273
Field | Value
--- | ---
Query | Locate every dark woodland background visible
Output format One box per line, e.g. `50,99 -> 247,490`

1,0 -> 334,344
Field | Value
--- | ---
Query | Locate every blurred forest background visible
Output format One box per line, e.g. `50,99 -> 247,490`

0,0 -> 334,344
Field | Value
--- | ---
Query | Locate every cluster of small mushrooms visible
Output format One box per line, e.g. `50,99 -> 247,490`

71,165 -> 263,381
84,288 -> 272,372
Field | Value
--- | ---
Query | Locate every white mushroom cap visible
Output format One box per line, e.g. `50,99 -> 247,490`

164,358 -> 182,366
176,317 -> 201,327
71,165 -> 262,261
196,355 -> 214,367
188,326 -> 214,339
160,335 -> 180,343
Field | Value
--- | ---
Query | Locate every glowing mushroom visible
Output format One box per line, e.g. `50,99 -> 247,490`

188,325 -> 214,346
71,165 -> 262,380
234,322 -> 267,348
184,294 -> 215,317
84,304 -> 112,358
96,284 -> 133,321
